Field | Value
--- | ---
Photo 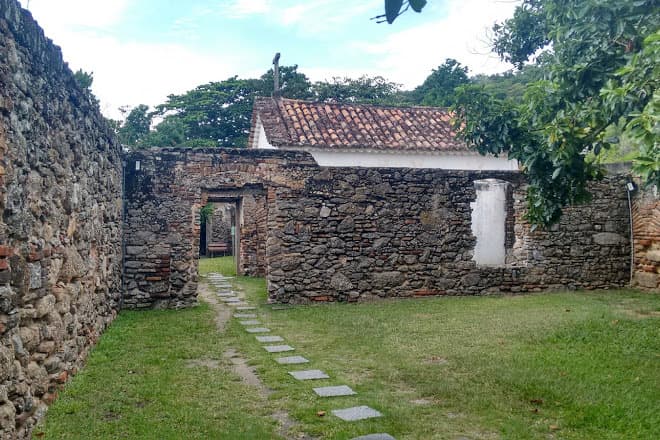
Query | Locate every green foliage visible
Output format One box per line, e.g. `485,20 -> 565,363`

199,203 -> 214,225
472,64 -> 544,103
152,65 -> 312,148
73,69 -> 94,90
260,65 -> 313,99
492,0 -> 549,69
454,0 -> 660,226
73,69 -> 100,106
155,77 -> 262,147
311,75 -> 404,105
117,104 -> 151,148
380,0 -> 427,24
411,58 -> 470,107
119,65 -> 412,149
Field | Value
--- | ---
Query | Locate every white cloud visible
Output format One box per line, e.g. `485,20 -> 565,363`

351,0 -> 521,87
56,31 -> 238,119
223,0 -> 272,18
19,0 -> 129,29
18,0 -> 238,119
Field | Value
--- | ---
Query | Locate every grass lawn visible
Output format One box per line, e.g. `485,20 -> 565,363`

35,302 -> 279,439
38,257 -> 659,439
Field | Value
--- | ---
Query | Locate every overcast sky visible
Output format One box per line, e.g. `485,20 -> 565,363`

18,0 -> 520,119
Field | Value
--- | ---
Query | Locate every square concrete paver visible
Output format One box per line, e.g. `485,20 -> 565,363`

264,345 -> 295,353
245,327 -> 270,333
256,335 -> 284,343
332,406 -> 382,421
276,356 -> 309,364
234,313 -> 257,318
239,320 -> 261,326
288,370 -> 329,380
313,385 -> 356,397
236,306 -> 256,311
222,297 -> 241,302
351,435 -> 396,440
228,302 -> 249,307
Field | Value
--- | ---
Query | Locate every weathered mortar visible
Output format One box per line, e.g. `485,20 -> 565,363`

0,1 -> 122,437
124,148 -> 632,307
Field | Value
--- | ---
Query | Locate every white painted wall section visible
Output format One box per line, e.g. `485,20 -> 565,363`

471,179 -> 508,266
253,116 -> 277,149
306,149 -> 518,171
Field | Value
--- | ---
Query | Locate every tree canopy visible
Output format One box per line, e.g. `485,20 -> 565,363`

452,0 -> 658,226
411,58 -> 470,107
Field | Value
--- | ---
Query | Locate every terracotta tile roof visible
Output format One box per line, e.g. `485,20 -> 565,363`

250,97 -> 468,152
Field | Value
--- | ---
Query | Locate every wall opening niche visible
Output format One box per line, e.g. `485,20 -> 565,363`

471,179 -> 512,266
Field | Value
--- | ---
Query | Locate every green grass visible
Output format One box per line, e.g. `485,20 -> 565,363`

35,304 -> 279,439
199,255 -> 236,277
38,257 -> 660,439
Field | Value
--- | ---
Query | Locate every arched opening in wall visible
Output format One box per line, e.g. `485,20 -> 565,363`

470,179 -> 513,266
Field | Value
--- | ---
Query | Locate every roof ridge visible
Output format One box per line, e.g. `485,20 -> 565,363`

253,96 -> 452,113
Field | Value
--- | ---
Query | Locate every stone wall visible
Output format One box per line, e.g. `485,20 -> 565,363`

267,168 -> 631,302
122,148 -> 316,309
124,148 -> 632,307
0,1 -> 123,437
632,184 -> 659,290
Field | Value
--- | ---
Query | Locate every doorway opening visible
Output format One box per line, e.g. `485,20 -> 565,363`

199,199 -> 240,276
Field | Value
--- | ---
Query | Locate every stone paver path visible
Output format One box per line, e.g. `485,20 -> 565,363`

207,271 -> 394,440
332,406 -> 383,421
256,336 -> 284,343
313,385 -> 356,397
264,345 -> 295,353
288,370 -> 329,380
246,327 -> 271,333
351,435 -> 396,440
276,356 -> 309,364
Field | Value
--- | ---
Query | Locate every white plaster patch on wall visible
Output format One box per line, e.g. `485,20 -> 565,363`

471,179 -> 508,266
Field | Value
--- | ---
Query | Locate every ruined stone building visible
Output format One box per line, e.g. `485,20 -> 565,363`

0,0 -> 658,437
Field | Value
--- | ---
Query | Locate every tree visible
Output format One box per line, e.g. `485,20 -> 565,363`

411,59 -> 470,107
260,65 -> 313,100
117,104 -> 151,147
312,75 -> 404,105
471,65 -> 544,103
156,77 -> 261,147
149,65 -> 312,148
453,0 -> 659,226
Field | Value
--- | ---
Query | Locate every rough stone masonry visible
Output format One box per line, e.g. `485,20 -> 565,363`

0,0 -> 654,436
0,1 -> 122,437
123,148 -> 632,307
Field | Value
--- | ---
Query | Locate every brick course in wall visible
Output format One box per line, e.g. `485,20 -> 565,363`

0,1 -> 122,437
